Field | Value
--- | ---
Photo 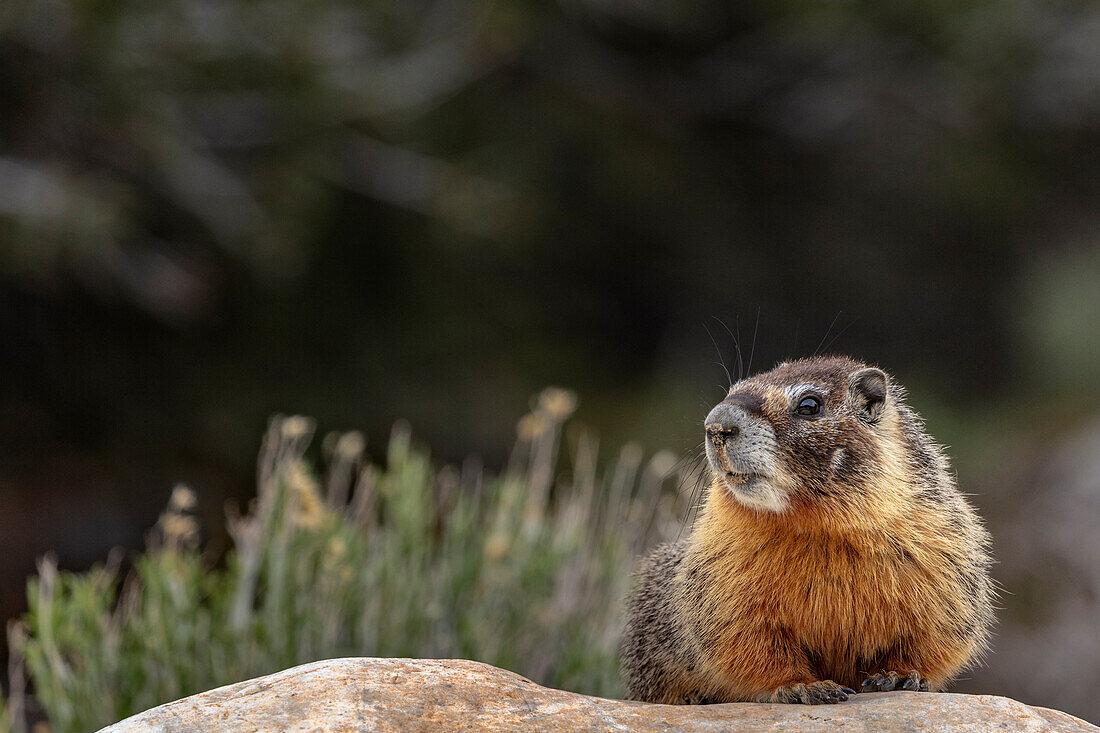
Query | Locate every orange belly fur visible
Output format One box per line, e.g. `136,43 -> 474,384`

674,484 -> 978,698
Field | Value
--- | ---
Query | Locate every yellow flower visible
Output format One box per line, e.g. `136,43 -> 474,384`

168,484 -> 198,512
281,416 -> 313,440
516,413 -> 548,441
537,387 -> 577,420
335,431 -> 366,460
286,462 -> 326,530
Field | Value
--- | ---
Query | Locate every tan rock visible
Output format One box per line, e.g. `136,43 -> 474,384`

99,657 -> 1098,732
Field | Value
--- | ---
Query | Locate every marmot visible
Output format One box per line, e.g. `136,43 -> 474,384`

620,356 -> 994,704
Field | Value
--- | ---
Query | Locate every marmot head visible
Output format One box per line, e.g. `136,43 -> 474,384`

703,355 -> 898,514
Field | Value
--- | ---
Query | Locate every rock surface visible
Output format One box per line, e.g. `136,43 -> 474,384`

100,657 -> 1098,732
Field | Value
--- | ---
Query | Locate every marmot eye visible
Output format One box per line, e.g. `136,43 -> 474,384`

795,395 -> 822,417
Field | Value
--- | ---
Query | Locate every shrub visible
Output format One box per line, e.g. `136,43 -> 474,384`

1,390 -> 693,733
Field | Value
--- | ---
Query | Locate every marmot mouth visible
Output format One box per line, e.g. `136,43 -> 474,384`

722,472 -> 754,486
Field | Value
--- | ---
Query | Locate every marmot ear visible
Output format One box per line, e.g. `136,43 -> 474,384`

849,368 -> 888,423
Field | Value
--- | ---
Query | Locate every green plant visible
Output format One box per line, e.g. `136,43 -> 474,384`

1,390 -> 693,733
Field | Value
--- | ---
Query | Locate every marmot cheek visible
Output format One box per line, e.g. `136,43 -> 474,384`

830,448 -> 846,473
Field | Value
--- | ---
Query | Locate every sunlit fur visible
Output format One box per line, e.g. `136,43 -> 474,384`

620,356 -> 995,704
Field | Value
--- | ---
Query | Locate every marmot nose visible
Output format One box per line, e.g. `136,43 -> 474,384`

705,422 -> 739,441
704,403 -> 745,444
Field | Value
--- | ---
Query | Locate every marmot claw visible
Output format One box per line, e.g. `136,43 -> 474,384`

861,670 -> 929,692
768,680 -> 855,705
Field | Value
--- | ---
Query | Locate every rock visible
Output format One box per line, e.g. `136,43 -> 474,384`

100,657 -> 1097,733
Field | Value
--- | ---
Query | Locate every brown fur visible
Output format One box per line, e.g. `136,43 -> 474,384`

620,356 -> 994,704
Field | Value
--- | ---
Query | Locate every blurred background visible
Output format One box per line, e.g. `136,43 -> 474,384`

1,0 -> 1099,723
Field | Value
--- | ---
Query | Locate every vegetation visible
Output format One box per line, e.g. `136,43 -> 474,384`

0,390 -> 692,733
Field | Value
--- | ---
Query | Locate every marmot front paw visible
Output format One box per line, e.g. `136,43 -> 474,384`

860,670 -> 930,692
766,680 -> 856,704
